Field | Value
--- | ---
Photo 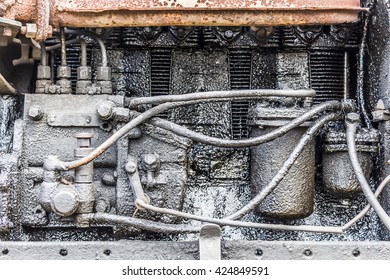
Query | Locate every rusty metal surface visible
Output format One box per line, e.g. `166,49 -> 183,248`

53,0 -> 363,11
2,0 -> 365,40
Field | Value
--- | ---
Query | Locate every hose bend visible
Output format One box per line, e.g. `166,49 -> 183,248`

76,213 -> 200,233
65,28 -> 108,67
149,100 -> 344,148
346,113 -> 390,231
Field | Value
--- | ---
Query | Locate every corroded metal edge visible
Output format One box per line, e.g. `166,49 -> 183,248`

3,0 -> 365,40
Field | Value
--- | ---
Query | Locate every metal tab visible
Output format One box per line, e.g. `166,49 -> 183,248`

199,224 -> 221,260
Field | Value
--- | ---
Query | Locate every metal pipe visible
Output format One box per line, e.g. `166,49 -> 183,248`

346,113 -> 390,231
357,12 -> 372,129
128,89 -> 316,108
80,39 -> 87,67
65,28 -> 107,67
60,27 -> 67,66
149,101 -> 344,148
45,38 -> 81,51
53,90 -> 317,171
76,213 -> 200,233
39,41 -> 47,66
343,174 -> 390,231
227,113 -> 340,220
136,200 -> 343,234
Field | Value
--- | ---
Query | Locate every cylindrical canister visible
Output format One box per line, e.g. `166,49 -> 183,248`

322,125 -> 379,198
248,97 -> 315,220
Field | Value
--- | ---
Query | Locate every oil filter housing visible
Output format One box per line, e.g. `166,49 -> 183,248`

248,97 -> 315,220
322,124 -> 379,198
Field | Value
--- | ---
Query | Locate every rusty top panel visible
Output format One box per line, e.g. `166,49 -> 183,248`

55,0 -> 363,12
3,0 -> 366,41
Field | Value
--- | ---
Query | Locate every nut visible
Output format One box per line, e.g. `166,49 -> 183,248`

37,65 -> 51,80
96,66 -> 112,81
57,66 -> 72,79
25,23 -> 37,39
97,102 -> 114,120
98,81 -> 113,94
77,66 -> 92,80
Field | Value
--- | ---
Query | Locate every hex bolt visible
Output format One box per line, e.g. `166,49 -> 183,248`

346,112 -> 361,124
3,27 -> 12,37
97,102 -> 114,120
28,106 -> 44,120
224,29 -> 234,39
25,23 -> 37,38
74,133 -> 94,148
125,160 -> 137,174
142,154 -> 159,171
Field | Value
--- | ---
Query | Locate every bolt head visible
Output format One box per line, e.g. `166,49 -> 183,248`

97,103 -> 113,120
142,154 -> 159,170
25,23 -> 37,38
125,160 -> 137,174
28,106 -> 43,120
51,186 -> 79,217
346,113 -> 361,124
2,27 -> 12,37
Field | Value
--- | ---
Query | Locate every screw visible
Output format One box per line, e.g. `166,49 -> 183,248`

303,249 -> 312,256
28,106 -> 44,120
255,249 -> 263,256
352,249 -> 360,257
59,249 -> 68,256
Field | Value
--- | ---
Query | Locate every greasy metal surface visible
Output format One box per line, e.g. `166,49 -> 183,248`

3,0 -> 365,40
1,241 -> 390,260
322,125 -> 379,198
250,123 -> 315,219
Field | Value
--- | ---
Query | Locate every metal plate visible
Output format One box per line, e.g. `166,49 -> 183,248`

1,241 -> 390,260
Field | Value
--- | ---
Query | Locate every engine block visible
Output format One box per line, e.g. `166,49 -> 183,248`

2,0 -> 390,260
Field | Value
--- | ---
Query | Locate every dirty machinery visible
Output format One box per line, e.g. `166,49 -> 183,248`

1,0 -> 390,260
